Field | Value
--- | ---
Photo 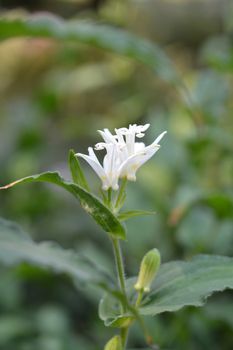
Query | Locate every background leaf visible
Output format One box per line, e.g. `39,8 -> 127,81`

0,217 -> 112,290
0,15 -> 179,84
0,172 -> 126,240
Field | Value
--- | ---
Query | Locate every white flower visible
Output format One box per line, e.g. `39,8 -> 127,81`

76,144 -> 120,191
98,124 -> 167,182
76,124 -> 167,190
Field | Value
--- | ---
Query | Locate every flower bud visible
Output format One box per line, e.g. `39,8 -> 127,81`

104,335 -> 122,350
134,248 -> 161,293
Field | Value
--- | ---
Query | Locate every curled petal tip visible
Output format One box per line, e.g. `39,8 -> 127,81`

95,142 -> 106,150
144,123 -> 150,130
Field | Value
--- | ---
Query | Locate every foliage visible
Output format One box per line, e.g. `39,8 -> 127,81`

0,15 -> 179,84
0,171 -> 126,240
0,217 -> 112,289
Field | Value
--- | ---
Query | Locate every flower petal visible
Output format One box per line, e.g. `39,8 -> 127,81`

103,144 -> 120,190
77,149 -> 107,183
98,128 -> 116,144
135,142 -> 145,152
151,130 -> 167,146
119,144 -> 160,180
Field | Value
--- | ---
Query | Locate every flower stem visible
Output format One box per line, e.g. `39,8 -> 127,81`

135,289 -> 144,308
111,237 -> 129,348
111,237 -> 127,306
110,180 -> 130,348
114,178 -> 127,212
107,188 -> 113,208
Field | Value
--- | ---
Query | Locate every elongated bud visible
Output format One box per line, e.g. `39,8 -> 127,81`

104,335 -> 122,350
134,248 -> 161,292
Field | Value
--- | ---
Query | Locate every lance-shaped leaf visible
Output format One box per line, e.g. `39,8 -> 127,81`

0,172 -> 126,240
100,255 -> 233,322
0,218 -> 113,289
117,210 -> 156,222
0,15 -> 179,84
68,149 -> 90,191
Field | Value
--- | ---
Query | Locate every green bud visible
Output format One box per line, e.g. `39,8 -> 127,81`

134,248 -> 161,292
104,335 -> 122,350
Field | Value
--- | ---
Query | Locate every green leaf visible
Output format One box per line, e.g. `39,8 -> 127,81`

0,217 -> 113,289
0,172 -> 126,240
201,193 -> 233,219
100,255 -> 233,321
117,210 -> 156,222
68,149 -> 90,191
99,294 -> 124,327
0,15 -> 179,84
99,284 -> 136,327
140,255 -> 233,315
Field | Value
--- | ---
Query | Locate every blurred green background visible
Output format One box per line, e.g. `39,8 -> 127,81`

0,0 -> 233,349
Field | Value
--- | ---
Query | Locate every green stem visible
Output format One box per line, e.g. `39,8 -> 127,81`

110,181 -> 130,349
114,178 -> 127,212
107,188 -> 112,208
111,237 -> 127,305
111,237 -> 129,348
121,327 -> 129,349
135,289 -> 144,308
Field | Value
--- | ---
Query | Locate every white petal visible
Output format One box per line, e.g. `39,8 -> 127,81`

152,131 -> 167,145
77,151 -> 106,180
88,147 -> 101,164
118,144 -> 128,163
103,144 -> 114,174
119,145 -> 160,180
111,180 -> 119,191
135,142 -> 145,152
135,146 -> 160,168
125,131 -> 135,155
115,128 -> 126,145
135,123 -> 150,135
118,153 -> 141,178
136,132 -> 145,138
141,123 -> 150,131
98,129 -> 116,144
116,127 -> 128,135
103,144 -> 120,190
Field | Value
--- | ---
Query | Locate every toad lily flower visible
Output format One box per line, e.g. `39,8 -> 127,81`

76,124 -> 167,190
98,124 -> 167,182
